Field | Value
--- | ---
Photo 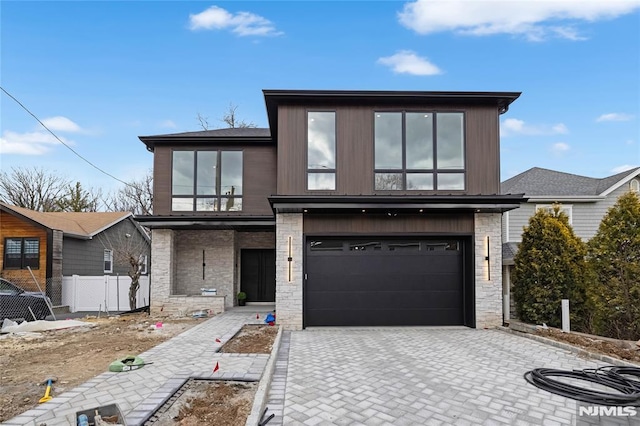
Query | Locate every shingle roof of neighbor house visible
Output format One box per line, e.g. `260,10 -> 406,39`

0,203 -> 132,239
501,167 -> 640,197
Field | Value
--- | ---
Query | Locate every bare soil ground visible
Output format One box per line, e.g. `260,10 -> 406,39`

0,313 -> 200,422
0,316 -> 278,425
536,328 -> 640,364
148,325 -> 278,425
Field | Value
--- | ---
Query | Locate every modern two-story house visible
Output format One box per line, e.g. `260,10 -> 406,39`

138,90 -> 525,330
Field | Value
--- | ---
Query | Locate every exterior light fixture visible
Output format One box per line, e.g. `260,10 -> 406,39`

287,236 -> 293,282
485,236 -> 491,281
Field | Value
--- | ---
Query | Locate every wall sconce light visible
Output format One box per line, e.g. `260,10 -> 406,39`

287,236 -> 293,282
485,236 -> 491,281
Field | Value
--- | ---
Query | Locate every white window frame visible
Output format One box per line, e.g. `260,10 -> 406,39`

630,179 -> 639,193
139,255 -> 148,275
104,249 -> 113,273
536,204 -> 573,225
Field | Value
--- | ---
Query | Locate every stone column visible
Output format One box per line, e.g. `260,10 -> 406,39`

150,229 -> 174,314
474,213 -> 503,328
275,213 -> 303,330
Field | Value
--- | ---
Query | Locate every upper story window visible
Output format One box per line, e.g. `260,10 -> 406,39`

307,111 -> 336,190
104,249 -> 113,273
3,237 -> 39,270
374,112 -> 465,191
536,204 -> 573,224
172,150 -> 243,212
630,178 -> 639,192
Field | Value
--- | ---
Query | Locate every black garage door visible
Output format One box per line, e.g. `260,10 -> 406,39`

305,238 -> 464,326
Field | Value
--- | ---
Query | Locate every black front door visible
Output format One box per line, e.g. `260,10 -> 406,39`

241,249 -> 276,302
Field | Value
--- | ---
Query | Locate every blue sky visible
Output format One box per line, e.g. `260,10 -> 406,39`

2,1 -> 639,196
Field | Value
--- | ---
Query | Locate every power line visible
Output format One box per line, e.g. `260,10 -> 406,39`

1,86 -> 134,188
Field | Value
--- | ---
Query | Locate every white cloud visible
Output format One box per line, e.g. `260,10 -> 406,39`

610,164 -> 639,173
377,50 -> 442,75
189,5 -> 282,36
398,0 -> 640,41
551,142 -> 570,154
501,118 -> 569,137
596,113 -> 634,122
159,120 -> 177,129
0,130 -> 68,155
41,116 -> 82,132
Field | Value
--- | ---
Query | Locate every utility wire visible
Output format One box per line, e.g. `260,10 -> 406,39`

1,86 -> 134,188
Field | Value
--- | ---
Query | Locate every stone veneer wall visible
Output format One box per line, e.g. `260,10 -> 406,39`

150,229 -> 175,314
275,213 -> 303,330
175,230 -> 235,309
474,213 -> 503,328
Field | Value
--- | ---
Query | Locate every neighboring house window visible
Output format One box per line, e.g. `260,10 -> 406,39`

172,150 -> 243,212
307,111 -> 336,190
630,179 -> 639,192
139,255 -> 148,275
3,238 -> 39,269
104,249 -> 113,273
374,112 -> 465,190
536,204 -> 573,224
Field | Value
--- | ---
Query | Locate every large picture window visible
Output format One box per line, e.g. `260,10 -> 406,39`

4,238 -> 39,269
307,111 -> 336,190
374,112 -> 465,190
172,150 -> 243,211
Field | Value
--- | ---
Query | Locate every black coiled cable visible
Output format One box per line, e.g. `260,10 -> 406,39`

524,366 -> 640,406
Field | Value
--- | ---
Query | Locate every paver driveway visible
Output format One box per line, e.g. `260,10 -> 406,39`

268,327 -> 622,426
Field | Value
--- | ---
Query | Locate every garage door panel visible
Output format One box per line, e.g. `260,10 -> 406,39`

307,290 -> 461,310
306,308 -> 462,326
305,237 -> 465,326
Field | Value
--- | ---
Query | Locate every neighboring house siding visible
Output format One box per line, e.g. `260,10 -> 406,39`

572,185 -> 631,240
152,144 -> 277,216
505,185 -> 633,243
276,104 -> 501,196
62,219 -> 149,276
0,210 -> 48,289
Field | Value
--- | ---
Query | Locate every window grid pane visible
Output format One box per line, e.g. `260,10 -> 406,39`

196,151 -> 217,195
436,113 -> 464,170
308,173 -> 336,190
308,112 -> 336,170
406,113 -> 433,169
375,113 -> 403,169
172,151 -> 194,195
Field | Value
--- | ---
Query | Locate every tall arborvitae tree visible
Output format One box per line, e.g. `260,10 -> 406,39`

512,206 -> 590,329
587,191 -> 640,340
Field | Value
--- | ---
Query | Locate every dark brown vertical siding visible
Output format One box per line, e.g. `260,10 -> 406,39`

244,147 -> 277,215
465,106 -> 500,194
303,213 -> 474,234
276,104 -> 501,196
277,105 -> 306,194
152,145 -> 276,216
337,107 -> 373,194
153,146 -> 172,216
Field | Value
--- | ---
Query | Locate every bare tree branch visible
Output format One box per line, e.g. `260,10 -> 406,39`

103,170 -> 153,215
220,102 -> 256,128
196,113 -> 210,130
0,167 -> 71,211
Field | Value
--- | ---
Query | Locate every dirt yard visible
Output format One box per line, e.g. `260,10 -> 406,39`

0,316 -> 278,425
536,328 -> 640,363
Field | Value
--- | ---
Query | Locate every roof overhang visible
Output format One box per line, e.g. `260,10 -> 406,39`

263,89 -> 521,140
134,215 -> 275,230
526,196 -> 604,203
268,195 -> 526,214
139,135 -> 273,152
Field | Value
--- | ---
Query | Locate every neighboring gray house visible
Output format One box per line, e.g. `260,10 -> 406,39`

500,166 -> 640,320
0,203 -> 150,306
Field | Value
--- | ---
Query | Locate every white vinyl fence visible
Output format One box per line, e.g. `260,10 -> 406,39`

61,275 -> 150,313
